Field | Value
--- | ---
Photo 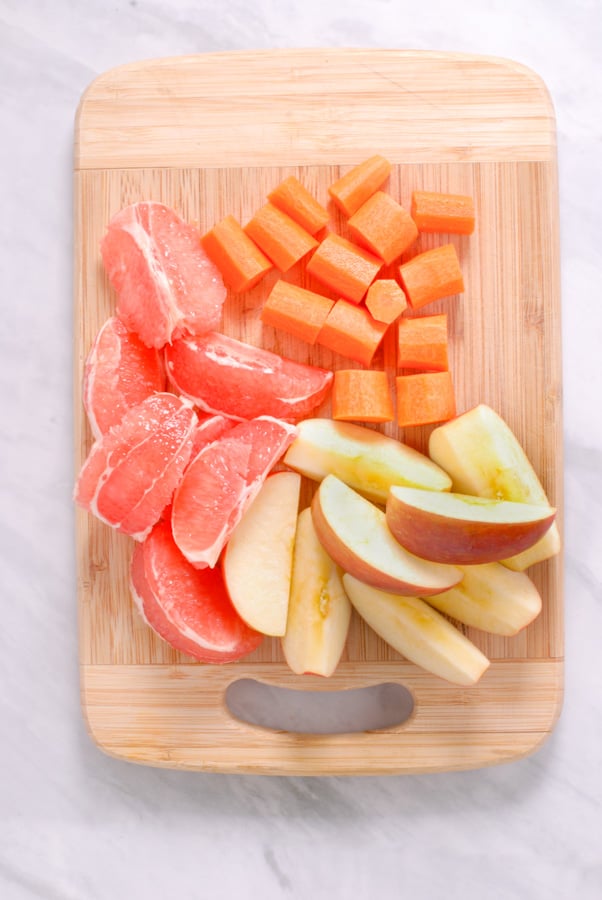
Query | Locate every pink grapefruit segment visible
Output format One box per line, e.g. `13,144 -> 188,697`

189,413 -> 234,460
171,416 -> 298,568
75,393 -> 197,540
100,202 -> 227,349
131,521 -> 263,663
165,331 -> 333,422
83,316 -> 166,438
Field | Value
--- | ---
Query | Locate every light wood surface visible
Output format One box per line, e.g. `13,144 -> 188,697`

74,49 -> 563,774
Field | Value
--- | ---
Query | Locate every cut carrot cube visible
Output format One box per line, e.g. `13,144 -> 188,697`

261,280 -> 334,345
268,176 -> 329,235
365,279 -> 407,325
317,299 -> 388,367
244,203 -> 318,272
201,215 -> 273,293
397,244 -> 464,310
348,192 -> 418,264
328,155 -> 392,217
306,233 -> 382,304
397,314 -> 449,371
332,369 -> 394,423
411,191 -> 475,235
396,372 -> 456,427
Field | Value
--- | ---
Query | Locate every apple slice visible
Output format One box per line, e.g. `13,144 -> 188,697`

311,475 -> 461,596
283,417 -> 451,503
386,485 -> 556,565
343,574 -> 490,686
223,471 -> 301,636
281,508 -> 352,676
425,562 -> 542,635
428,404 -> 561,570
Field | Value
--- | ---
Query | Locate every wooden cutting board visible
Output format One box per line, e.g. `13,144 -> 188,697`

74,49 -> 563,775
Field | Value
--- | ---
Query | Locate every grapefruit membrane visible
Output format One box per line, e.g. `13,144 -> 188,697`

165,331 -> 333,422
171,416 -> 298,568
131,520 -> 263,663
75,393 -> 197,540
83,316 -> 166,438
100,202 -> 227,348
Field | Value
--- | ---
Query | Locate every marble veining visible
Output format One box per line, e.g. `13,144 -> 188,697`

1,0 -> 601,898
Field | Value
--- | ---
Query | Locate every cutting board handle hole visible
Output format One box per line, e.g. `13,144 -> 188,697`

224,679 -> 414,734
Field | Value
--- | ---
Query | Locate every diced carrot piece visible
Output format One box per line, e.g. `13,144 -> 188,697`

365,279 -> 407,325
201,215 -> 273,293
244,203 -> 318,272
261,280 -> 334,345
397,314 -> 449,371
306,233 -> 382,304
348,192 -> 418,264
396,372 -> 456,427
411,191 -> 475,235
268,176 -> 329,235
332,369 -> 394,423
317,299 -> 388,367
328,155 -> 392,217
397,244 -> 464,310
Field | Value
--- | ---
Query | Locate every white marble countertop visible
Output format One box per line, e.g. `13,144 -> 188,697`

2,1 -> 601,897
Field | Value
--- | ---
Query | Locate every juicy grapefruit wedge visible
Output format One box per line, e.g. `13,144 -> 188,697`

75,393 -> 197,540
189,413 -> 234,461
100,202 -> 227,349
131,520 -> 263,663
83,316 -> 166,438
171,416 -> 298,568
165,331 -> 333,422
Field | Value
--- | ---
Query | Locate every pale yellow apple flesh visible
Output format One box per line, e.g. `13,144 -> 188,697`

283,417 -> 451,504
281,508 -> 352,676
223,471 -> 301,636
311,475 -> 461,596
386,485 -> 556,565
343,575 -> 490,685
425,562 -> 542,635
428,404 -> 561,570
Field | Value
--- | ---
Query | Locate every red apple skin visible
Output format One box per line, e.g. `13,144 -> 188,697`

385,492 -> 556,565
310,491 -> 460,597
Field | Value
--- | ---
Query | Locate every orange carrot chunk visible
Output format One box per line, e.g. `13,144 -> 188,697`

317,299 -> 388,367
411,191 -> 475,235
332,369 -> 394,423
306,233 -> 382,304
328,155 -> 392,217
365,279 -> 407,325
348,192 -> 419,264
268,176 -> 330,235
244,203 -> 318,272
397,314 -> 449,371
261,280 -> 335,345
201,215 -> 273,293
396,372 -> 456,427
397,244 -> 464,310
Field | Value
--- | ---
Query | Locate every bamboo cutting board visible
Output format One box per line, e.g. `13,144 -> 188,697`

74,49 -> 563,775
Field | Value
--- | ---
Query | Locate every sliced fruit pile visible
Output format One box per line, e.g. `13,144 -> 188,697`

75,159 -> 560,685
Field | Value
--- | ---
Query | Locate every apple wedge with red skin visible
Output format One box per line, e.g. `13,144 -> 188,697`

311,475 -> 461,597
343,575 -> 490,686
428,404 -> 561,570
386,486 -> 556,565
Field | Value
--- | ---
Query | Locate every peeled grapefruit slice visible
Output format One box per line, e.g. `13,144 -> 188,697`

171,416 -> 298,568
165,331 -> 333,422
100,202 -> 227,348
189,413 -> 234,460
131,520 -> 263,663
83,316 -> 166,438
75,393 -> 197,540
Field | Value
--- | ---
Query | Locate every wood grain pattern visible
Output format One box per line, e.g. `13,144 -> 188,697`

74,50 -> 563,774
